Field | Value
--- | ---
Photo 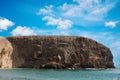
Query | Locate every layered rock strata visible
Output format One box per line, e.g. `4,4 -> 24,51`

4,36 -> 114,69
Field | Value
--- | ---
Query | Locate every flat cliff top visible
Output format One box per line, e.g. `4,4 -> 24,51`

8,36 -> 92,39
8,36 -> 110,51
7,36 -> 106,47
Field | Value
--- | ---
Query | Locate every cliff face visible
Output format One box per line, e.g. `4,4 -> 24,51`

6,36 -> 114,69
0,38 -> 13,68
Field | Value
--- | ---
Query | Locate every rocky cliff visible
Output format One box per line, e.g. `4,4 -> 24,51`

4,36 -> 114,69
0,38 -> 13,68
0,36 -> 115,69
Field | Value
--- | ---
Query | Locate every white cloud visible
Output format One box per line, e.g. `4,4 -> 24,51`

62,0 -> 115,22
0,17 -> 14,31
105,21 -> 118,28
42,16 -> 72,29
58,19 -> 72,29
42,16 -> 59,26
11,26 -> 36,36
37,5 -> 73,29
37,0 -> 116,27
37,5 -> 53,15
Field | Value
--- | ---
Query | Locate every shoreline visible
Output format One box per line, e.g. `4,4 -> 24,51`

0,67 -> 118,70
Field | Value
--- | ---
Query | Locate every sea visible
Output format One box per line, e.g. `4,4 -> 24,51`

0,68 -> 120,80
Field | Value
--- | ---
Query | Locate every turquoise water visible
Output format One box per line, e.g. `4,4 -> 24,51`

0,69 -> 120,80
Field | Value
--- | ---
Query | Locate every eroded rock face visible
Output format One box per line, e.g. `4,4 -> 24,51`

0,38 -> 13,68
7,36 -> 115,69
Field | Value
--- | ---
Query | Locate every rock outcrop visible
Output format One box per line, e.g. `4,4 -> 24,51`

5,36 -> 114,69
0,38 -> 13,68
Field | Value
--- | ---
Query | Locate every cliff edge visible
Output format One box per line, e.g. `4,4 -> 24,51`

0,38 -> 13,68
0,36 -> 115,69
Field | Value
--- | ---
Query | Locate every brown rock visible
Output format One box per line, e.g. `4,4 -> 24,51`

0,37 -> 13,68
7,36 -> 114,69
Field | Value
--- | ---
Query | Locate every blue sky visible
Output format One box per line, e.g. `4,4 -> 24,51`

0,0 -> 120,67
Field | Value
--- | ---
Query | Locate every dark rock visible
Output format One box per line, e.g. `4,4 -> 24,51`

6,36 -> 114,69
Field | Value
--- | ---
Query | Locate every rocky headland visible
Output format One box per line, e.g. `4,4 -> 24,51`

0,36 -> 115,69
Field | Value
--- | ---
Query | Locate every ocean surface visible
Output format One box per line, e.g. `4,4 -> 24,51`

0,68 -> 120,80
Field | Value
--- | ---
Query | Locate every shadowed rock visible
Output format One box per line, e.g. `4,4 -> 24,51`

7,36 -> 115,69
